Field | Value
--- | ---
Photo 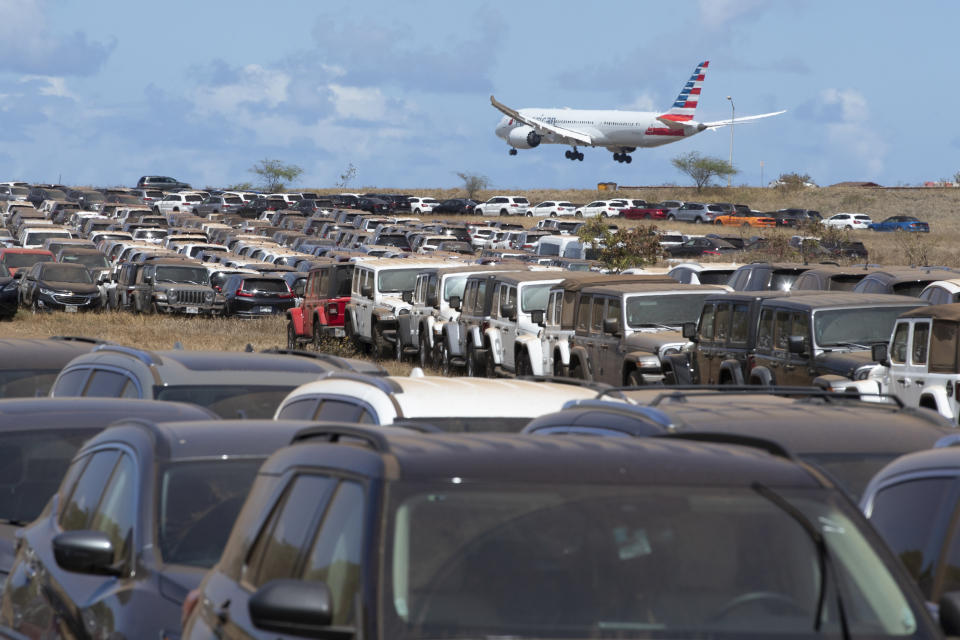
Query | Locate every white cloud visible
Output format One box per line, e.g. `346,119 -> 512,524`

820,88 -> 869,121
698,0 -> 769,28
819,88 -> 887,174
19,75 -> 76,100
329,85 -> 387,121
193,64 -> 291,116
623,92 -> 657,112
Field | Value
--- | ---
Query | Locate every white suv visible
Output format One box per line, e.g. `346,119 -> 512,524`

473,195 -> 530,217
575,200 -> 626,218
154,192 -> 205,215
528,201 -> 577,217
408,197 -> 439,214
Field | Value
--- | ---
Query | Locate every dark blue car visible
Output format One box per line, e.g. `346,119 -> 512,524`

0,264 -> 16,320
869,215 -> 930,232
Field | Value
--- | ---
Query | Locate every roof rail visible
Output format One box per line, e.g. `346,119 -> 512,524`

49,335 -> 111,345
654,431 -> 793,460
515,375 -> 611,391
92,344 -> 163,367
291,424 -> 391,450
595,385 -> 903,408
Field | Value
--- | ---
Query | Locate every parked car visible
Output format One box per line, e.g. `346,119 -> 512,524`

49,345 -> 381,418
17,262 -> 103,313
129,259 -> 223,315
726,262 -> 813,291
667,262 -> 738,285
184,423 -> 945,639
919,278 -> 960,305
195,194 -> 244,216
666,236 -> 739,258
772,208 -> 822,227
221,274 -> 297,317
824,212 -> 873,229
473,195 -> 530,216
792,264 -> 883,291
527,200 -> 577,217
0,336 -> 107,398
869,215 -> 930,232
0,397 -> 217,581
0,418 -> 312,640
853,267 -> 956,296
575,199 -> 627,218
432,198 -> 477,215
286,262 -> 355,348
136,175 -> 191,190
408,196 -> 439,214
667,202 -> 725,223
712,210 -> 776,227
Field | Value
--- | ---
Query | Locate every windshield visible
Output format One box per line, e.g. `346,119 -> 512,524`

154,385 -> 295,419
135,229 -> 168,239
41,265 -> 93,283
378,269 -> 421,293
158,459 -> 262,567
154,266 -> 210,285
814,306 -> 918,348
386,483 -> 923,639
520,283 -> 553,313
60,253 -> 109,269
626,293 -> 713,328
2,253 -> 53,268
443,275 -> 468,301
0,429 -> 99,524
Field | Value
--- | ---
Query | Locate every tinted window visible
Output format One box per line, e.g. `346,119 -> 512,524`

730,304 -> 749,344
591,297 -> 604,332
714,303 -> 730,342
60,450 -> 122,530
314,399 -> 369,423
891,322 -> 910,364
931,320 -> 959,373
870,477 -> 957,598
246,475 -> 336,587
83,370 -> 131,398
912,322 -> 930,365
90,454 -> 136,564
303,481 -> 365,625
576,296 -> 591,331
698,304 -> 715,341
54,368 -> 90,396
276,398 -> 318,420
155,385 -> 293,419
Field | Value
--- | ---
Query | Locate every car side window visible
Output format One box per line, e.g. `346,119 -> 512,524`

891,322 -> 910,364
60,450 -> 122,531
931,320 -> 959,373
714,303 -> 730,342
302,481 -> 365,626
912,321 -> 930,365
729,304 -> 749,344
245,474 -> 337,589
792,312 -> 810,354
490,285 -> 501,318
277,398 -> 319,420
314,399 -> 372,423
576,296 -> 592,332
591,297 -> 605,333
698,304 -> 715,341
83,369 -> 133,398
757,308 -> 774,351
89,454 -> 136,564
605,299 -> 620,334
500,286 -> 516,316
774,310 -> 791,351
53,368 -> 90,396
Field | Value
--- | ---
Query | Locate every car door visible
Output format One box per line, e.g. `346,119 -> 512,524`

889,319 -> 929,408
497,284 -> 518,370
780,310 -> 812,385
599,296 -> 623,384
10,448 -> 137,639
692,301 -> 720,384
202,474 -> 366,640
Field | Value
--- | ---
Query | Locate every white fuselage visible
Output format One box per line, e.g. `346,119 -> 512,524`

495,108 -> 701,151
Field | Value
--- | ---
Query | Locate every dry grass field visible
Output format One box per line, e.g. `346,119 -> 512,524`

3,185 -> 959,364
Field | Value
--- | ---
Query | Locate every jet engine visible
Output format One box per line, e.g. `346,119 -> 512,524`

507,126 -> 541,149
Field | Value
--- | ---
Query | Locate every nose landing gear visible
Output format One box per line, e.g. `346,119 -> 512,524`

565,148 -> 584,161
509,148 -> 518,156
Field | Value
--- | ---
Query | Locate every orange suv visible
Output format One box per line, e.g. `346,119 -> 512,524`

713,209 -> 776,227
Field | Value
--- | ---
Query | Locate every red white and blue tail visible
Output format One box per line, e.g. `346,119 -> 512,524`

662,61 -> 708,123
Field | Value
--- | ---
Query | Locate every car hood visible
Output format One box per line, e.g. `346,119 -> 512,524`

623,330 -> 685,351
41,280 -> 99,294
814,348 -> 875,377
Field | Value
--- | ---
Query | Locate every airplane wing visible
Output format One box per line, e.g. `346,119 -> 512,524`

700,110 -> 787,128
490,95 -> 593,145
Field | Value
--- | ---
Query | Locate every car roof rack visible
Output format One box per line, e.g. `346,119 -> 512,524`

595,385 -> 904,409
652,431 -> 793,460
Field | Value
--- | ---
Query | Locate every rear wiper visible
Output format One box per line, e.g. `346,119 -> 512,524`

752,482 -> 851,640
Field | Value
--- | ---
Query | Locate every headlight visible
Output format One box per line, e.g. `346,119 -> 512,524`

167,290 -> 178,302
662,347 -> 680,357
854,365 -> 875,381
39,288 -> 55,296
154,293 -> 167,301
204,291 -> 214,302
380,314 -> 396,321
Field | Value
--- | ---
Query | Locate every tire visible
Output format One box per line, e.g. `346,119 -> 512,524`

626,369 -> 644,386
31,299 -> 40,314
694,218 -> 703,224
394,332 -> 404,362
312,319 -> 322,351
287,321 -> 297,350
575,212 -> 583,218
483,344 -> 496,378
667,214 -> 675,221
516,352 -> 532,377
372,324 -> 388,360
526,212 -> 532,217
553,356 -> 568,378
440,343 -> 451,376
414,208 -> 421,214
466,347 -> 477,377
568,360 -> 583,380
418,335 -> 431,368
715,219 -> 724,225
499,209 -> 508,216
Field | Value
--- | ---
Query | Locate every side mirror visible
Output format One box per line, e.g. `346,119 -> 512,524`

602,317 -> 620,336
531,309 -> 545,327
872,343 -> 890,367
682,322 -> 698,340
401,290 -> 413,303
449,295 -> 461,311
12,271 -> 23,280
143,275 -> 154,285
502,303 -> 517,321
360,284 -> 372,298
942,591 -> 960,637
249,579 -> 336,636
788,335 -> 807,355
53,531 -> 120,576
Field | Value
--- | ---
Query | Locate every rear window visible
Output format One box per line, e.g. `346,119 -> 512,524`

242,279 -> 288,293
2,252 -> 54,268
514,197 -> 529,204
185,195 -> 203,202
224,197 -> 242,204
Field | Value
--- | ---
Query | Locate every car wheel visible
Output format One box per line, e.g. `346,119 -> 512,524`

31,298 -> 41,314
553,357 -> 568,378
846,225 -> 853,230
394,333 -> 404,362
516,352 -> 532,377
715,219 -> 724,225
568,360 -> 583,380
372,324 -> 388,360
287,321 -> 297,350
439,343 -> 451,376
418,337 -> 430,368
526,211 -> 532,217
312,320 -> 322,351
667,214 -> 675,221
500,209 -> 508,216
694,218 -> 703,224
627,369 -> 644,386
575,211 -> 583,218
466,347 -> 477,377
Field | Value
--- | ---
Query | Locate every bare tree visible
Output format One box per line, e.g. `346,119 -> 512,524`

456,171 -> 490,200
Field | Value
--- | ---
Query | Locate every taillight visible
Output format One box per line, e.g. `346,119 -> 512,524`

278,291 -> 295,299
236,288 -> 255,297
327,302 -> 338,316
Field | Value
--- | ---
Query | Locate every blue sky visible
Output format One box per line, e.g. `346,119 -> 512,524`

1,0 -> 957,191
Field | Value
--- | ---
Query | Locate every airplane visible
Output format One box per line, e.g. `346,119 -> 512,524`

492,61 -> 785,164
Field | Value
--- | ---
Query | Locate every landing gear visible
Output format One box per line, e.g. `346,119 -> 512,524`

564,148 -> 584,161
613,152 -> 632,163
508,148 -> 518,156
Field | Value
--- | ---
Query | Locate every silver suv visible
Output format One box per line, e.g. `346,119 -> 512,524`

668,202 -> 725,224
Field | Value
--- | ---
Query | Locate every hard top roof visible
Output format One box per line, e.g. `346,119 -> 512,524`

900,303 -> 960,322
760,292 -> 927,309
559,273 -> 676,292
0,337 -> 104,371
579,282 -> 726,296
264,430 -> 821,487
864,267 -> 959,280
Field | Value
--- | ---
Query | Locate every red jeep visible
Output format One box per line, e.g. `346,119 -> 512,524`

286,261 -> 355,348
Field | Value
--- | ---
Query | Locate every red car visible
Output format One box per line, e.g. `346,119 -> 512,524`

286,262 -> 355,348
622,202 -> 670,220
0,248 -> 55,276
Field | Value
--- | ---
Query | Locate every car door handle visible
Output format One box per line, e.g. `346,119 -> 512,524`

916,380 -> 924,386
896,378 -> 907,385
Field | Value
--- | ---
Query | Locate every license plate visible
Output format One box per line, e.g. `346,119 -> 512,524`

64,305 -> 78,313
333,327 -> 345,337
257,306 -> 273,313
185,306 -> 199,314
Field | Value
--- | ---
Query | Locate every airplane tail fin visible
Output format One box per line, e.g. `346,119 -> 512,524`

661,61 -> 708,123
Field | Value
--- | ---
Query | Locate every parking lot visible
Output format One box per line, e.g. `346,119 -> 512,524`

2,180 -> 960,638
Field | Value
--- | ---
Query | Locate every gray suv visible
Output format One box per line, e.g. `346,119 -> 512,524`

668,202 -> 725,224
136,175 -> 191,190
131,259 -> 223,315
